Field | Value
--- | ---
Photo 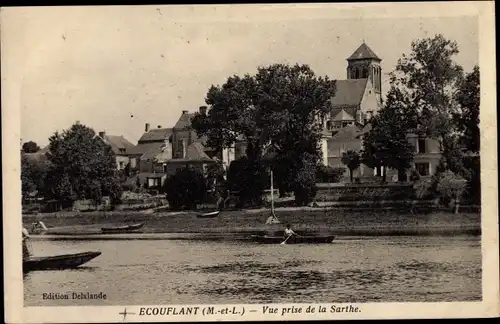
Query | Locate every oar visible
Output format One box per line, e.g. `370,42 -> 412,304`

280,235 -> 292,245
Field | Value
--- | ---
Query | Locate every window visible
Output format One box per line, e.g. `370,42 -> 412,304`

362,67 -> 368,78
119,162 -> 124,169
417,138 -> 426,153
326,121 -> 332,130
163,164 -> 167,173
415,163 -> 430,176
119,148 -> 126,154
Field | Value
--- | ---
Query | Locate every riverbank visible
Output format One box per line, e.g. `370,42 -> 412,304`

23,208 -> 481,236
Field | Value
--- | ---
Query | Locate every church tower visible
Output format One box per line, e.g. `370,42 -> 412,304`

346,43 -> 382,104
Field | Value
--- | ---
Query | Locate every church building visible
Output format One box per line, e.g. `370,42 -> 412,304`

320,42 -> 441,181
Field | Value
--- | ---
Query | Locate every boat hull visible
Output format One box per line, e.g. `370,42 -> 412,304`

196,211 -> 220,219
23,251 -> 101,272
251,235 -> 335,244
101,222 -> 145,234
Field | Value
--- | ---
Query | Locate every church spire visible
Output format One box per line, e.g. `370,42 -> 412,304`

346,42 -> 383,104
347,43 -> 381,61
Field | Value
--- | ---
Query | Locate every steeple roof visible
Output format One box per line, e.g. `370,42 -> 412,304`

347,43 -> 381,61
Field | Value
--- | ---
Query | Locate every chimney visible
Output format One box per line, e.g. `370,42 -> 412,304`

182,110 -> 188,115
99,131 -> 105,138
145,123 -> 150,132
199,106 -> 207,115
157,125 -> 162,129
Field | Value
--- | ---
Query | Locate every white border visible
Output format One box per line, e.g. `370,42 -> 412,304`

2,2 -> 499,322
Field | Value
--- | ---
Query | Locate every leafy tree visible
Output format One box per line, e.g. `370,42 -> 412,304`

192,64 -> 336,204
227,157 -> 268,207
341,150 -> 361,182
21,151 -> 50,198
454,65 -> 480,153
361,86 -> 417,182
454,65 -> 480,204
164,167 -> 207,210
22,141 -> 41,153
292,153 -> 318,206
21,153 -> 37,197
41,123 -> 122,206
391,34 -> 464,151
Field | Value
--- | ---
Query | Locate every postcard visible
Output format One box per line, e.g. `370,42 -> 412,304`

2,2 -> 499,323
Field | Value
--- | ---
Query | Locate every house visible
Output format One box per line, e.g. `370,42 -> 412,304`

129,124 -> 173,173
97,131 -> 136,171
171,107 -> 243,169
132,106 -> 245,182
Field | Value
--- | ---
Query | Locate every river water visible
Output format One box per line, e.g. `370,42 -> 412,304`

24,235 -> 481,306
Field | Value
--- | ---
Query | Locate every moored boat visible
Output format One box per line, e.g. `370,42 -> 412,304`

196,211 -> 220,219
23,251 -> 101,272
101,222 -> 145,234
251,235 -> 335,244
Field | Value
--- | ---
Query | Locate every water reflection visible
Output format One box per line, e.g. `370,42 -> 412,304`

24,236 -> 481,305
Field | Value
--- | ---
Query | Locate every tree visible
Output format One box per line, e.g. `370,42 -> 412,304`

191,64 -> 336,204
21,153 -> 37,197
391,34 -> 464,151
361,86 -> 417,182
292,153 -> 318,206
41,123 -> 122,206
21,151 -> 50,198
164,167 -> 207,210
22,141 -> 41,153
341,150 -> 361,183
454,65 -> 480,153
226,157 -> 268,207
454,65 -> 480,204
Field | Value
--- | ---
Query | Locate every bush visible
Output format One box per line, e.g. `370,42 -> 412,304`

413,178 -> 433,200
316,165 -> 345,183
163,167 -> 207,210
227,157 -> 267,207
435,170 -> 467,207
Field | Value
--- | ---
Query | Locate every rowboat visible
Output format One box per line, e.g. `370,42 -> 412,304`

23,251 -> 101,272
251,235 -> 335,244
101,222 -> 145,234
196,211 -> 220,219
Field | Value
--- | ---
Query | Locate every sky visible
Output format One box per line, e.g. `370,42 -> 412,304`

2,4 -> 480,147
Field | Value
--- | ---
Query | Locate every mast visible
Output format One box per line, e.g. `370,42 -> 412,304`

270,169 -> 275,215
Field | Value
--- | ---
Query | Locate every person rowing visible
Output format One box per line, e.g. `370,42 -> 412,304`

284,224 -> 297,238
281,224 -> 302,244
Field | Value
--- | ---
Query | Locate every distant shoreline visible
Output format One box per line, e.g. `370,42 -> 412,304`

23,208 -> 481,237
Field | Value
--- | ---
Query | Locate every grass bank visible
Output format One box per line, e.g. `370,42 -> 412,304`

22,208 -> 481,236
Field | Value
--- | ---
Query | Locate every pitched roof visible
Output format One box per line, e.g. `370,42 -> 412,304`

347,43 -> 381,61
174,112 -> 195,130
332,108 -> 355,121
330,79 -> 368,108
138,128 -> 172,143
331,124 -> 363,140
102,135 -> 136,155
186,142 -> 212,161
130,142 -> 165,160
